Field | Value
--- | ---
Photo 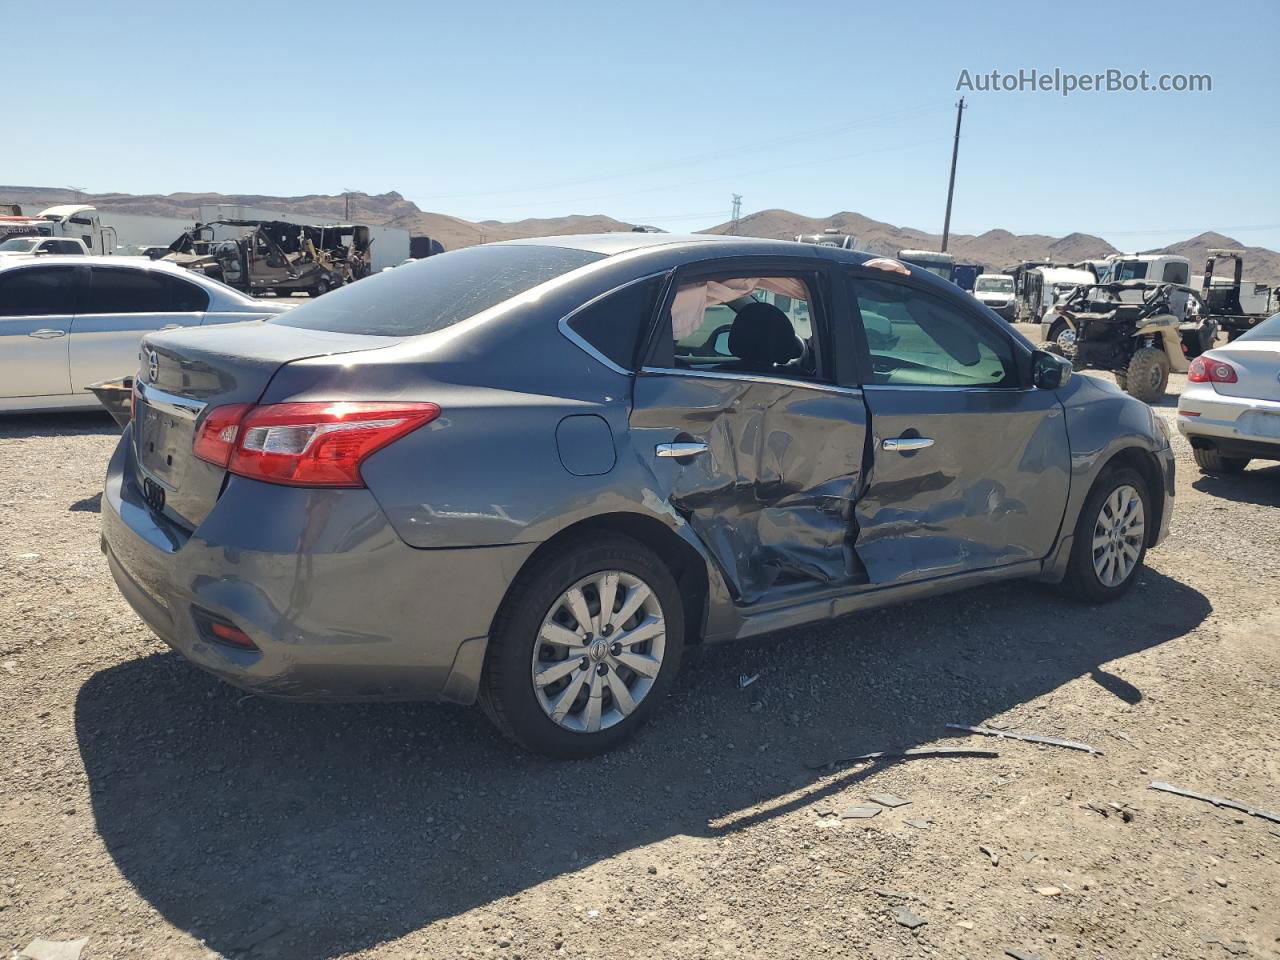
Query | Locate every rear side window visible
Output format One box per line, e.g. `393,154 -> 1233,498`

565,276 -> 664,369
272,244 -> 605,337
0,266 -> 79,316
86,268 -> 209,313
1162,262 -> 1189,284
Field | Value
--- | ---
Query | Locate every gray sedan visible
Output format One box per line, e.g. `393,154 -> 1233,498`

101,234 -> 1174,757
0,256 -> 292,414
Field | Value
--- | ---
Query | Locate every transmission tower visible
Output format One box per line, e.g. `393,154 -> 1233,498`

730,194 -> 742,235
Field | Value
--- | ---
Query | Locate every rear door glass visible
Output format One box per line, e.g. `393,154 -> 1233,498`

272,244 -> 604,337
565,276 -> 665,369
87,268 -> 210,313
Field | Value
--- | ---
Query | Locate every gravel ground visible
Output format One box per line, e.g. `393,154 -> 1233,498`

1,359 -> 1278,960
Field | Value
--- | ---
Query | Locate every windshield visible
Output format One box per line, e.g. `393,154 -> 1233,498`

1238,312 -> 1280,342
975,277 -> 1013,294
1113,260 -> 1149,281
271,243 -> 605,337
0,238 -> 39,252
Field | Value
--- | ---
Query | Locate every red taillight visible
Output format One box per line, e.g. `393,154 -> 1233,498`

1187,356 -> 1238,383
196,401 -> 441,487
193,403 -> 252,466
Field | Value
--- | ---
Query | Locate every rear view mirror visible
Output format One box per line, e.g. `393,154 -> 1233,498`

1032,350 -> 1073,390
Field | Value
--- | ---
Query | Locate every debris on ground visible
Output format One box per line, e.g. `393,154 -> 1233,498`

805,746 -> 999,770
979,844 -> 1000,866
1004,949 -> 1046,960
904,819 -> 931,829
869,792 -> 910,808
19,938 -> 89,960
1202,933 -> 1250,955
945,722 -> 1104,755
891,905 -> 927,929
1034,885 -> 1062,897
1149,781 -> 1280,824
838,804 -> 882,820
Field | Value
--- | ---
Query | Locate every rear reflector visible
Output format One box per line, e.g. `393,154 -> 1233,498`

194,401 -> 440,487
1187,356 -> 1238,383
193,608 -> 259,650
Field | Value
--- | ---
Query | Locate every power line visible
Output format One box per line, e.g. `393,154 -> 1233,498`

453,135 -> 951,218
414,101 -> 948,201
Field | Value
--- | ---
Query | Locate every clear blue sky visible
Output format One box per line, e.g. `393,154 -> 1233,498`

9,0 -> 1280,248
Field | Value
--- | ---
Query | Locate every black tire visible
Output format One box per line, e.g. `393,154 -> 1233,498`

1062,466 -> 1151,603
311,279 -> 330,297
1124,347 -> 1170,403
1193,448 -> 1250,474
479,534 -> 685,758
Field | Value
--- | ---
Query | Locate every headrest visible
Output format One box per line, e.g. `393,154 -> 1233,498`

727,301 -> 803,366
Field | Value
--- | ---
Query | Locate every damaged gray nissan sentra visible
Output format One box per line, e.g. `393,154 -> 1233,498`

101,233 -> 1174,757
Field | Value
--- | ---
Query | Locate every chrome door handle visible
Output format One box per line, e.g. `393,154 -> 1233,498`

29,328 -> 67,339
656,441 -> 709,458
882,437 -> 934,452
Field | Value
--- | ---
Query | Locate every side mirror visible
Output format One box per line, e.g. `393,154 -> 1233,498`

1032,349 -> 1073,390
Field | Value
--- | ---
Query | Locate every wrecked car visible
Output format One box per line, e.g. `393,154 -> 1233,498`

101,235 -> 1174,758
163,219 -> 372,297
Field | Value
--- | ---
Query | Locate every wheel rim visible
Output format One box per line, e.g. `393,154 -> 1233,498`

532,570 -> 666,734
1091,484 -> 1145,587
1056,327 -> 1077,348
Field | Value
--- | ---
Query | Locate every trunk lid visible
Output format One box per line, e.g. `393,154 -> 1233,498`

132,321 -> 400,528
1205,341 -> 1280,401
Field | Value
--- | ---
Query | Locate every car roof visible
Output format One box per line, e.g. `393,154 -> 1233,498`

0,254 -> 185,272
501,232 -> 799,257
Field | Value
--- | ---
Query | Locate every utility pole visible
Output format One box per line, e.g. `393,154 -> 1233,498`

342,187 -> 357,221
67,185 -> 86,203
940,97 -> 966,253
730,193 -> 742,235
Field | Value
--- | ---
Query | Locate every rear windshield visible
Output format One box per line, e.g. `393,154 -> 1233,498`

270,244 -> 604,337
1238,312 -> 1280,342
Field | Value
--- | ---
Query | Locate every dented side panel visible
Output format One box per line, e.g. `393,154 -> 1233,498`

855,386 -> 1071,584
631,372 -> 869,604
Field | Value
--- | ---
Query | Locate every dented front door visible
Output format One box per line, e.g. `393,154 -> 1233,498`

631,371 -> 869,604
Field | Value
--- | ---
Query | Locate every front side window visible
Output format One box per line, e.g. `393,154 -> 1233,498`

851,276 -> 1017,387
1114,261 -> 1148,282
0,266 -> 78,316
86,268 -> 210,313
661,274 -> 821,379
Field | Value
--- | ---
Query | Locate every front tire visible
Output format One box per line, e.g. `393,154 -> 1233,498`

479,535 -> 685,758
1123,347 -> 1170,403
1062,467 -> 1151,602
1193,448 -> 1250,474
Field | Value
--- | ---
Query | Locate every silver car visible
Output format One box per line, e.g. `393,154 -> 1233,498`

0,255 -> 292,414
1178,312 -> 1280,472
101,235 -> 1175,758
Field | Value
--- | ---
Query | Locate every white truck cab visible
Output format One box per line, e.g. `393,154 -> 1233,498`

0,205 -> 117,255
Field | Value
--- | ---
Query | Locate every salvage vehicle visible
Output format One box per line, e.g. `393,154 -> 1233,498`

972,273 -> 1016,321
1198,249 -> 1276,341
1040,280 -> 1218,403
1017,263 -> 1096,324
0,236 -> 89,257
1177,312 -> 1280,473
897,248 -> 954,281
164,220 -> 372,297
0,256 -> 293,414
101,234 -> 1174,758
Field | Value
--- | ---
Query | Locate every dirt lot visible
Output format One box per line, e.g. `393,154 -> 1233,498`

2,367 -> 1278,960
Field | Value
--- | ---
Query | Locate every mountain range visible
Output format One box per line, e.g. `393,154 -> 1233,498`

4,184 -> 1277,286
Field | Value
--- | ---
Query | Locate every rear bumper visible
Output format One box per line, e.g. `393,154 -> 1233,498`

101,427 -> 537,703
1176,384 -> 1280,460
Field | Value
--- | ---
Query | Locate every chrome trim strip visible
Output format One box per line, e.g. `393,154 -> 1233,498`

135,381 -> 205,420
639,366 -> 863,397
862,383 -> 1024,394
556,271 -> 672,375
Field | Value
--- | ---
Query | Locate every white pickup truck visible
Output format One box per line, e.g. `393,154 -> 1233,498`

0,235 -> 90,258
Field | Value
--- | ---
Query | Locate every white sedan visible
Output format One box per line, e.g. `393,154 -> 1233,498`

0,256 -> 292,414
1177,312 -> 1280,473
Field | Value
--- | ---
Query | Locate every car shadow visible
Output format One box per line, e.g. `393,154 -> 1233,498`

75,569 -> 1209,959
0,411 -> 117,438
1191,462 -> 1280,506
69,492 -> 103,513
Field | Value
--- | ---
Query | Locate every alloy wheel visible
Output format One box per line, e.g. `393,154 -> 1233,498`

1091,484 -> 1145,587
531,571 -> 666,734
